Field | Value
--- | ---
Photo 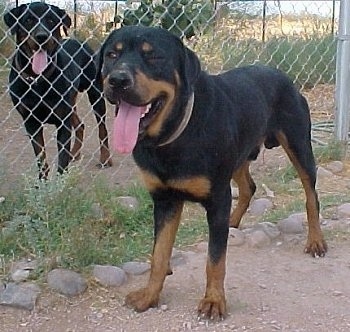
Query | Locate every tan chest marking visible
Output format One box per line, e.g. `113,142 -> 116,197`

140,170 -> 211,199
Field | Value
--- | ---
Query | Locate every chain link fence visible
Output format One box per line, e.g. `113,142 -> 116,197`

0,0 -> 340,188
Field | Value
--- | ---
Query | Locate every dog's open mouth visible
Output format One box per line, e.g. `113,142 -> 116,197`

31,49 -> 48,75
112,97 -> 164,154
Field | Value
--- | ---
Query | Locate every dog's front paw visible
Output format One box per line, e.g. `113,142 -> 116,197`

97,159 -> 113,168
125,288 -> 159,312
304,237 -> 328,257
198,295 -> 227,320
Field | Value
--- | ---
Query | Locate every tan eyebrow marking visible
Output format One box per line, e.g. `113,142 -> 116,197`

141,42 -> 153,52
115,42 -> 123,51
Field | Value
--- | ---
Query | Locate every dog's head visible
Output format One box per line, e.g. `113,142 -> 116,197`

4,2 -> 71,74
97,26 -> 201,154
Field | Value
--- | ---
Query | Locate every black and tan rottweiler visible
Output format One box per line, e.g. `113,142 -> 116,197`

97,26 -> 327,319
4,2 -> 112,178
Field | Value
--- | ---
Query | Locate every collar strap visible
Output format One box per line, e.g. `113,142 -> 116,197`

158,92 -> 194,147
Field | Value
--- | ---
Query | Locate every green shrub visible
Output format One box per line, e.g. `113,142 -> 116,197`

220,35 -> 336,88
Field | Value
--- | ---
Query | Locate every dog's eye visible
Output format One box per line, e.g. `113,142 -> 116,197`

25,16 -> 34,24
106,51 -> 120,60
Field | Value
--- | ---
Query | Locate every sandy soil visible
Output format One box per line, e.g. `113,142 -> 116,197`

1,232 -> 350,332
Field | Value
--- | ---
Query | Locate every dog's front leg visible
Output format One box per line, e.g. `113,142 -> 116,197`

198,190 -> 231,320
23,120 -> 49,179
125,198 -> 184,312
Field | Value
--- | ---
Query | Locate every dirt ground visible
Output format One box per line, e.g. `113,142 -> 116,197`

1,234 -> 350,332
2,84 -> 350,331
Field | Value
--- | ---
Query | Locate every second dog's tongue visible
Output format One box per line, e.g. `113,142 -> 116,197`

32,50 -> 48,75
113,100 -> 145,154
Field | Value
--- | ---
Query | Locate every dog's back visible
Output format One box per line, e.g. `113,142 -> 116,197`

58,39 -> 99,92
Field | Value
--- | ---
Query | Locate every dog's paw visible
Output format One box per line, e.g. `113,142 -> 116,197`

125,288 -> 159,312
71,153 -> 81,162
198,296 -> 227,321
97,159 -> 113,169
304,238 -> 328,257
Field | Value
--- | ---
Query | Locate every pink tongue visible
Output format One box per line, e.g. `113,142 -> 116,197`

112,100 -> 146,154
32,50 -> 48,75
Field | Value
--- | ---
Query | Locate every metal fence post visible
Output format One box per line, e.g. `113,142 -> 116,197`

335,0 -> 350,144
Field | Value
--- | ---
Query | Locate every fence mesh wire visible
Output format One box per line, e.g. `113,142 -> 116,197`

0,0 -> 339,188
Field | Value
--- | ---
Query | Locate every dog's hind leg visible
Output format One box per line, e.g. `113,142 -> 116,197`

275,129 -> 327,257
87,82 -> 112,167
70,107 -> 84,161
229,161 -> 256,228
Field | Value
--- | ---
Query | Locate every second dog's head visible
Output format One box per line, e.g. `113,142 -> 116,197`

4,2 -> 71,74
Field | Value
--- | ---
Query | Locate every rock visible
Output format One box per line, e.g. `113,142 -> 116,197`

0,282 -> 40,310
262,184 -> 275,198
10,259 -> 39,282
195,242 -> 208,252
121,262 -> 151,275
228,227 -> 246,246
93,265 -> 127,287
91,202 -> 104,220
11,269 -> 30,282
332,290 -> 343,297
230,184 -> 239,199
317,166 -> 333,178
171,249 -> 187,267
246,230 -> 271,248
325,161 -> 343,174
277,213 -> 306,234
115,196 -> 139,210
337,203 -> 350,218
254,222 -> 281,239
160,304 -> 168,311
249,198 -> 273,216
47,269 -> 87,296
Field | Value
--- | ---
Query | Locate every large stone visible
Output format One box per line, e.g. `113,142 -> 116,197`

325,161 -> 343,174
254,222 -> 281,239
115,196 -> 139,210
277,213 -> 306,234
0,282 -> 40,310
249,198 -> 273,216
47,269 -> 87,296
337,203 -> 350,218
246,230 -> 271,248
228,227 -> 246,246
93,265 -> 127,286
10,259 -> 39,282
317,166 -> 333,178
121,261 -> 151,275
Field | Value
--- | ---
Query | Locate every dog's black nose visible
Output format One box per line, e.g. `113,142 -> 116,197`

108,71 -> 134,90
35,32 -> 49,44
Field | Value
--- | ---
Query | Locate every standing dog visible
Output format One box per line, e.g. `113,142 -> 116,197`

97,26 -> 327,319
4,2 -> 112,178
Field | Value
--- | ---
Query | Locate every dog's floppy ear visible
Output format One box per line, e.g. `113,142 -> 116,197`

95,39 -> 106,82
95,30 -> 116,82
182,46 -> 201,89
4,4 -> 27,34
50,5 -> 71,36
